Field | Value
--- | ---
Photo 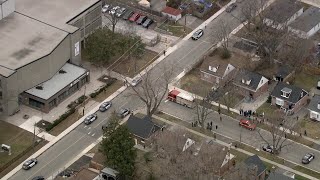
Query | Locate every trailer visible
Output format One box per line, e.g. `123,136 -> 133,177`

167,89 -> 195,108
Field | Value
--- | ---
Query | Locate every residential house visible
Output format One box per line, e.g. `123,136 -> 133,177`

200,60 -> 236,87
93,167 -> 119,180
244,155 -> 267,180
271,82 -> 308,115
307,95 -> 320,121
267,172 -> 294,180
233,70 -> 269,99
263,0 -> 304,29
126,115 -> 162,145
289,7 -> 320,39
161,6 -> 182,21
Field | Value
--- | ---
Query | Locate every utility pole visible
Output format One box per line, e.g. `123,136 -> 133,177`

82,85 -> 86,116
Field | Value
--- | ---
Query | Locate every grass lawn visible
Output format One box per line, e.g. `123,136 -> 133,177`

293,165 -> 320,179
217,92 -> 244,108
299,119 -> 320,140
158,20 -> 192,37
256,102 -> 278,117
293,71 -> 319,91
113,49 -> 159,78
93,80 -> 123,103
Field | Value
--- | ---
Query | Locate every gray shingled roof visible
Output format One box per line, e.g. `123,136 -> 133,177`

267,172 -> 293,180
290,7 -> 320,32
263,0 -> 303,24
200,59 -> 233,78
126,115 -> 161,140
244,155 -> 266,176
271,82 -> 308,103
233,70 -> 265,91
308,95 -> 320,113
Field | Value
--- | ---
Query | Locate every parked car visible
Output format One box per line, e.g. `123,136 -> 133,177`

123,10 -> 134,20
129,76 -> 142,87
22,158 -> 37,170
136,15 -> 148,25
262,145 -> 274,153
191,29 -> 204,40
84,114 -> 98,125
99,101 -> 112,112
226,3 -> 237,13
129,12 -> 140,22
32,176 -> 45,180
239,119 -> 256,130
109,6 -> 120,15
142,18 -> 154,28
101,4 -> 111,13
116,7 -> 126,17
117,108 -> 130,118
302,153 -> 315,164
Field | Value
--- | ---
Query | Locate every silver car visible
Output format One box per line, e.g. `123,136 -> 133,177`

192,29 -> 204,40
99,101 -> 112,112
84,114 -> 98,125
129,77 -> 142,87
22,158 -> 37,170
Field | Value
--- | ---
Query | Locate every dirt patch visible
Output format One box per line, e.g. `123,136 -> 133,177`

158,20 -> 193,37
93,80 -> 123,103
49,112 -> 81,136
112,49 -> 159,78
299,119 -> 320,140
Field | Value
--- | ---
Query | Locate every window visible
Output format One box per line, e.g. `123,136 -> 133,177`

275,98 -> 284,106
29,98 -> 44,109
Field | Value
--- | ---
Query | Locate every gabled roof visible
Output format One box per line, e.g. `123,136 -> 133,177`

233,70 -> 267,91
308,95 -> 320,113
271,82 -> 308,103
244,155 -> 266,176
263,0 -> 303,24
126,115 -> 161,140
162,6 -> 182,16
275,65 -> 292,78
267,172 -> 293,180
200,59 -> 234,78
290,7 -> 320,32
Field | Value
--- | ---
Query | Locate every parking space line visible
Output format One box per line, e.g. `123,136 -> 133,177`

91,133 -> 95,137
88,132 -> 91,135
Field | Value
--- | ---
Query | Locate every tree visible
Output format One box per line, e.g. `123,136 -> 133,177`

221,89 -> 236,113
100,113 -> 137,177
216,20 -> 232,59
104,10 -> 120,33
194,91 -> 214,129
257,111 -> 295,155
128,64 -> 173,118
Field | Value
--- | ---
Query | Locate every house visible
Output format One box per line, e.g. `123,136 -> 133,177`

233,70 -> 269,99
307,95 -> 320,121
244,155 -> 267,180
263,0 -> 304,29
161,6 -> 182,21
267,172 -> 294,180
200,60 -> 236,87
271,82 -> 308,115
126,115 -> 162,145
289,7 -> 320,39
90,151 -> 105,171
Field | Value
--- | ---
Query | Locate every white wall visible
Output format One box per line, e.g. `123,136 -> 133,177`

310,110 -> 320,121
1,0 -> 15,19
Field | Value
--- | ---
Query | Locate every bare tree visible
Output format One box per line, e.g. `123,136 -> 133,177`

221,89 -> 236,112
216,20 -> 232,58
104,11 -> 120,33
257,111 -> 295,154
150,129 -> 227,179
128,64 -> 173,118
193,88 -> 214,129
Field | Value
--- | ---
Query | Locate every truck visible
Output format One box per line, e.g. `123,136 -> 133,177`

167,89 -> 195,108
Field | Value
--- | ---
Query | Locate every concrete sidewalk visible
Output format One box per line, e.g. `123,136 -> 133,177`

19,116 -> 55,142
154,115 -> 319,180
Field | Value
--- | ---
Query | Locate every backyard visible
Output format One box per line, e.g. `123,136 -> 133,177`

292,70 -> 319,91
256,102 -> 279,117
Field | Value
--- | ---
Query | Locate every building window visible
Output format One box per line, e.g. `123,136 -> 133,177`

49,99 -> 56,108
29,98 -> 44,109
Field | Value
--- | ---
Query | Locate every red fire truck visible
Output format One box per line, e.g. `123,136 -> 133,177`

167,89 -> 195,108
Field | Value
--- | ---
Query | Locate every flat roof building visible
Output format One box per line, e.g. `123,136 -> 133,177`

0,0 -> 102,118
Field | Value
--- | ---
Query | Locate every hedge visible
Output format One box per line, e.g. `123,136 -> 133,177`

46,107 -> 76,131
90,79 -> 116,98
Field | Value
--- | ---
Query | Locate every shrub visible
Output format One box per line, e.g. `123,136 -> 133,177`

77,95 -> 87,104
67,101 -> 76,109
46,107 -> 76,131
267,96 -> 271,103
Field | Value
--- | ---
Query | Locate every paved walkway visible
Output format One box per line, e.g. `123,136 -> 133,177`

153,115 -> 319,180
301,0 -> 320,8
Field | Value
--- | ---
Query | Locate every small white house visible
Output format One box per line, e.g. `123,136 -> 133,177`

161,6 -> 182,21
308,95 -> 320,121
289,7 -> 320,39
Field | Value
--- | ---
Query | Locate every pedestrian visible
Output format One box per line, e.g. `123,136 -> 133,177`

143,145 -> 146,149
191,122 -> 194,127
304,130 -> 307,136
216,125 -> 218,130
82,108 -> 85,116
234,143 -> 237,148
220,116 -> 222,121
213,133 -> 216,140
210,121 -> 213,127
296,116 -> 299,121
204,23 -> 207,29
163,50 -> 166,56
284,134 -> 287,139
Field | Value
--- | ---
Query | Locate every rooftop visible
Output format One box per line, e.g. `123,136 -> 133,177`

25,63 -> 88,100
244,155 -> 266,176
289,7 -> 320,32
263,0 -> 303,24
0,13 -> 68,76
233,70 -> 267,91
162,6 -> 182,16
200,59 -> 234,77
308,95 -> 320,113
271,82 -> 308,103
15,0 -> 100,33
126,115 -> 161,140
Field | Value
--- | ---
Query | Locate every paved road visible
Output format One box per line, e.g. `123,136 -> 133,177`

9,3 -> 247,180
160,101 -> 320,172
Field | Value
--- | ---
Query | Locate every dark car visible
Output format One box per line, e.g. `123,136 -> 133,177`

262,145 -> 274,153
84,114 -> 98,125
302,153 -> 315,164
129,13 -> 140,22
117,108 -> 130,118
123,10 -> 134,20
226,3 -> 237,13
99,101 -> 112,112
239,119 -> 256,130
32,176 -> 45,180
191,29 -> 204,40
116,7 -> 126,17
22,158 -> 37,170
136,15 -> 147,25
142,18 -> 154,28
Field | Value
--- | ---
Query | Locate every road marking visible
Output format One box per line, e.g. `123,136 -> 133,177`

165,100 -> 168,103
88,127 -> 91,130
88,132 -> 91,135
84,126 -> 87,128
91,133 -> 95,137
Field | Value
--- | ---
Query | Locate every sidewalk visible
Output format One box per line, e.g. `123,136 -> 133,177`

153,115 -> 319,180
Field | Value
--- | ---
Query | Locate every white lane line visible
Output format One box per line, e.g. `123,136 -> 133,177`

88,127 -> 91,130
84,126 -> 87,128
88,132 -> 91,135
165,100 -> 169,103
91,133 -> 95,137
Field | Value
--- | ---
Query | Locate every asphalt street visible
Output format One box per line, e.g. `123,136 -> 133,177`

160,101 -> 320,172
9,2 -> 252,180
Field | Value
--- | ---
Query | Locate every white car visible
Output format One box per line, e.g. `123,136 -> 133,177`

130,77 -> 142,87
109,6 -> 120,15
102,4 -> 111,13
192,29 -> 204,40
22,158 -> 37,170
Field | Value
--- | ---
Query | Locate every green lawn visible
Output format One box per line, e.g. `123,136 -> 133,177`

293,71 -> 319,91
293,166 -> 320,179
299,119 -> 320,140
158,21 -> 192,37
256,102 -> 278,117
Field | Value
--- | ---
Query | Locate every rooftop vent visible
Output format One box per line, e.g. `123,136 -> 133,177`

36,86 -> 43,90
59,69 -> 67,74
